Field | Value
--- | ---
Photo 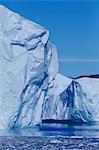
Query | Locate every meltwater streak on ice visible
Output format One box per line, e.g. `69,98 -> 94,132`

0,5 -> 99,129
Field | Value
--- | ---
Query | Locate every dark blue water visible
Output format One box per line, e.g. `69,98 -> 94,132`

0,123 -> 99,137
0,123 -> 99,149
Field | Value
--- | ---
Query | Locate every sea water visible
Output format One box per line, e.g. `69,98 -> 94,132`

0,123 -> 99,137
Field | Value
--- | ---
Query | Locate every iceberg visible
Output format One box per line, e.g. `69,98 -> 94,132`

0,5 -> 99,129
0,5 -> 58,129
42,76 -> 99,123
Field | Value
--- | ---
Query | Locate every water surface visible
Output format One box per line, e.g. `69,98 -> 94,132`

0,123 -> 99,137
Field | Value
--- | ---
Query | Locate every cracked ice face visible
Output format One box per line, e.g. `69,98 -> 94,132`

0,5 -> 49,129
0,5 -> 59,129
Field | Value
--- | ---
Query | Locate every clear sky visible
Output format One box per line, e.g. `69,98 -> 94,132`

0,0 -> 99,77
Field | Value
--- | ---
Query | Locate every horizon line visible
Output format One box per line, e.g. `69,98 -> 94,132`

59,58 -> 99,62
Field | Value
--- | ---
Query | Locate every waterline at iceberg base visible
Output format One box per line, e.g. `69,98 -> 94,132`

0,5 -> 99,132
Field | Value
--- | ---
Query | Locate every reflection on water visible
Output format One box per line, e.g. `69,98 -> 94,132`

0,123 -> 99,137
39,123 -> 99,137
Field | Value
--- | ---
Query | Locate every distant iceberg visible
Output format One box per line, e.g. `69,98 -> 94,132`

0,5 -> 99,129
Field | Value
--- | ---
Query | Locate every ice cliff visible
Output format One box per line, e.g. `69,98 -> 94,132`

0,5 -> 99,129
